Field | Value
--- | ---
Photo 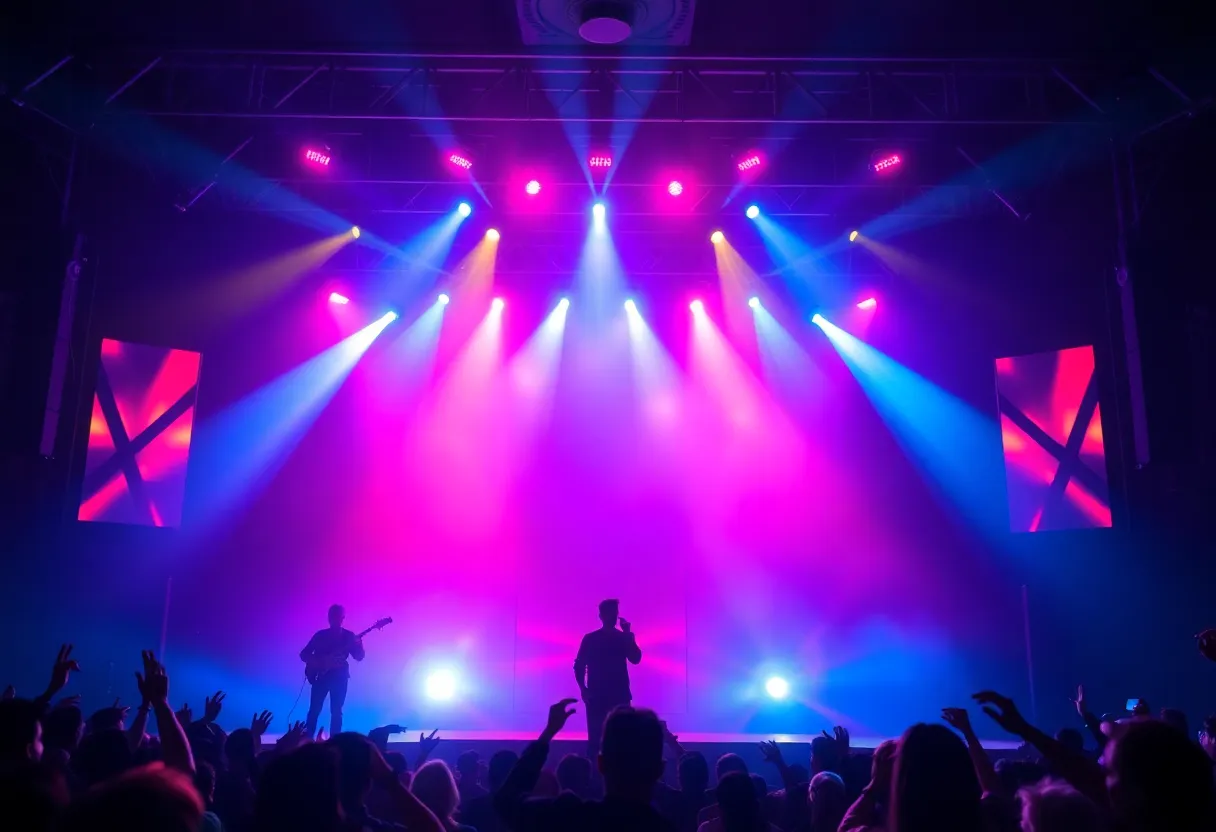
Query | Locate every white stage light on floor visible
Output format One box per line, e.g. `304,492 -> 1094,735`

425,669 -> 458,701
765,676 -> 790,700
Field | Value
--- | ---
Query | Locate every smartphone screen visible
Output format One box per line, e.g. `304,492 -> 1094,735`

1126,698 -> 1141,711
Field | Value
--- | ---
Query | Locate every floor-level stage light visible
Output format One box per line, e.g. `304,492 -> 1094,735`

457,202 -> 472,218
486,228 -> 500,241
746,204 -> 760,219
710,231 -> 725,244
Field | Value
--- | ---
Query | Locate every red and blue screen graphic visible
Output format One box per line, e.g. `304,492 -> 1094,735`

78,339 -> 202,527
996,345 -> 1111,532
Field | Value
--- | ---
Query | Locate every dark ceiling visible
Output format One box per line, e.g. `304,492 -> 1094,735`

4,0 -> 1196,59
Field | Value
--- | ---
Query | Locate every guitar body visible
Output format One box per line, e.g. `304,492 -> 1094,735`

304,617 -> 392,684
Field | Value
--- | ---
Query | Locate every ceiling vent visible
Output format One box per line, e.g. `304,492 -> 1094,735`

515,0 -> 697,47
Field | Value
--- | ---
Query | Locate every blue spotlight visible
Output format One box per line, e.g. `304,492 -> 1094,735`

457,202 -> 472,218
592,202 -> 606,222
438,293 -> 450,306
811,313 -> 825,327
624,298 -> 638,315
765,676 -> 790,700
746,204 -> 760,220
748,296 -> 761,309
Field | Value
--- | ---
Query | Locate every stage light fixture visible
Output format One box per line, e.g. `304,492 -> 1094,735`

811,313 -> 826,327
848,230 -> 859,242
447,152 -> 473,171
557,297 -> 570,311
592,202 -> 606,221
748,296 -> 761,309
589,153 -> 613,169
764,676 -> 790,700
424,669 -> 458,701
668,180 -> 684,196
746,204 -> 760,219
871,152 -> 902,174
350,226 -> 361,239
457,202 -> 472,218
857,297 -> 877,310
485,228 -> 500,241
491,297 -> 505,312
384,310 -> 400,323
525,179 -> 541,196
624,298 -> 638,314
690,300 -> 705,315
710,230 -> 725,244
328,292 -> 350,305
438,293 -> 450,306
302,146 -> 332,168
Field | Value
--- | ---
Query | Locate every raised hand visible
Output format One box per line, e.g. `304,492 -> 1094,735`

942,707 -> 974,735
46,644 -> 81,697
1070,684 -> 1088,717
136,651 -> 169,707
418,729 -> 441,756
619,617 -> 632,634
823,725 -> 850,756
251,710 -> 274,736
176,703 -> 194,725
758,740 -> 785,766
203,691 -> 226,724
542,698 -> 578,740
315,727 -> 327,742
973,690 -> 1031,737
278,720 -> 307,750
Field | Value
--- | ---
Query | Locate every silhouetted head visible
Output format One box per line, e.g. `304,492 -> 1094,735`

225,728 -> 258,770
598,599 -> 619,628
1200,715 -> 1216,760
74,729 -> 134,787
749,772 -> 767,799
41,705 -> 84,755
716,771 -> 761,832
1106,719 -> 1215,832
256,744 -> 343,832
1159,707 -> 1189,737
0,699 -> 43,763
0,760 -> 68,832
556,754 -> 593,796
411,760 -> 460,823
808,771 -> 847,832
328,604 -> 345,629
1055,727 -> 1085,753
329,732 -> 376,811
59,763 -> 202,832
809,735 -> 841,774
193,760 -> 217,806
1018,778 -> 1105,832
456,749 -> 480,782
890,723 -> 983,832
487,750 -> 519,791
597,706 -> 664,799
715,752 -> 749,782
678,751 -> 709,793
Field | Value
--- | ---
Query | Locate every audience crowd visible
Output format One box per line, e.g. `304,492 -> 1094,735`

3,640 -> 1215,832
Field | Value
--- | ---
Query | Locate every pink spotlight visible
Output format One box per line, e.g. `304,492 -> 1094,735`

525,179 -> 541,195
736,153 -> 763,173
328,292 -> 350,305
856,297 -> 877,310
589,154 -> 613,169
303,147 -> 332,167
448,152 -> 473,171
667,180 -> 684,196
872,153 -> 902,174
690,299 -> 705,315
491,297 -> 505,312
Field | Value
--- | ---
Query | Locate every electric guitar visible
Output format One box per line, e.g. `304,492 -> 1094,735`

304,617 -> 393,684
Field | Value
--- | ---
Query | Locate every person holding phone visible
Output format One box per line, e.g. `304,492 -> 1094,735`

574,599 -> 643,758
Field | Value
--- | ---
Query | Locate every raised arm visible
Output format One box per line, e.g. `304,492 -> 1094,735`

621,619 -> 642,664
942,708 -> 999,795
138,650 -> 195,774
495,700 -> 576,828
1070,685 -> 1107,750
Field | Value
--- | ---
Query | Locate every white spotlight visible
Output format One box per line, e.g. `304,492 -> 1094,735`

765,676 -> 790,700
438,293 -> 450,306
592,202 -> 606,221
425,669 -> 458,701
557,297 -> 570,311
748,296 -> 761,309
624,298 -> 638,315
491,297 -> 505,312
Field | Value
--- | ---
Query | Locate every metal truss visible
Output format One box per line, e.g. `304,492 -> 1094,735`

12,50 -> 1137,127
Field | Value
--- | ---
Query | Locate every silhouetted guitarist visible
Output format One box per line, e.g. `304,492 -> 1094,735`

300,604 -> 365,736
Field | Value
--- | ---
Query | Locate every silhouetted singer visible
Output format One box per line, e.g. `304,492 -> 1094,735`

574,598 -> 642,757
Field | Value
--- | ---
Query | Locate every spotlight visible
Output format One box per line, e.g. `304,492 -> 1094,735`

302,146 -> 332,168
871,152 -> 902,174
557,297 -> 570,311
328,292 -> 350,306
350,226 -> 361,239
748,296 -> 761,309
764,676 -> 790,700
491,297 -> 505,312
486,228 -> 500,241
385,310 -> 400,323
438,293 -> 450,306
525,179 -> 541,196
856,297 -> 877,310
746,204 -> 760,219
424,669 -> 458,702
624,298 -> 638,314
848,230 -> 859,242
811,313 -> 826,326
589,154 -> 613,169
667,180 -> 684,197
592,202 -> 606,221
457,202 -> 472,218
710,231 -> 724,244
447,152 -> 473,171
690,300 -> 704,315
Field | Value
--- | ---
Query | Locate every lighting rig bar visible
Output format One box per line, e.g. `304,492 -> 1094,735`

13,50 -> 1132,127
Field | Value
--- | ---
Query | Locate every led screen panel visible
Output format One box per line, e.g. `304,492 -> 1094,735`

996,345 -> 1111,532
78,339 -> 201,527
